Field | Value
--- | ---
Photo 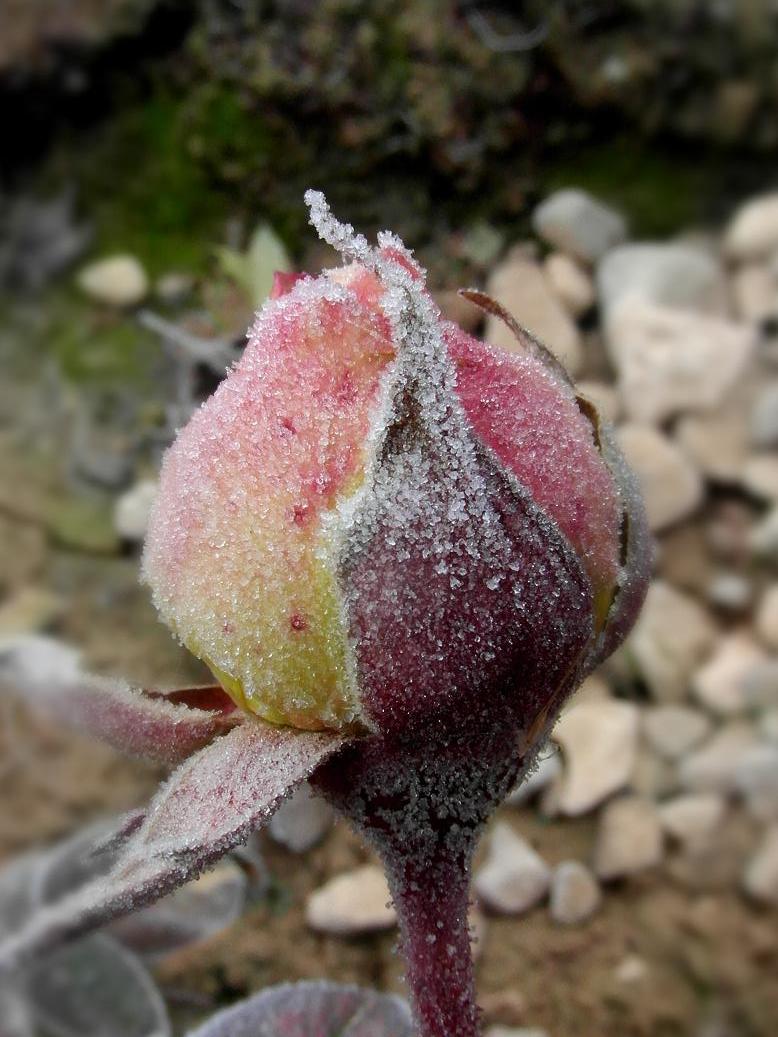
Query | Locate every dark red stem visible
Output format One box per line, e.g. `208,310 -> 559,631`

312,726 -> 524,1037
379,832 -> 479,1037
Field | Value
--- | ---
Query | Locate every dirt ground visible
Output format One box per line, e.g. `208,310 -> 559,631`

1,536 -> 776,1037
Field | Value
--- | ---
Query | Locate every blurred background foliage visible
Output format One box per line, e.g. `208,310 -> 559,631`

4,0 -> 778,272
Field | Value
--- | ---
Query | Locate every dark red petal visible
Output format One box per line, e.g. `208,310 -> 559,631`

338,373 -> 593,739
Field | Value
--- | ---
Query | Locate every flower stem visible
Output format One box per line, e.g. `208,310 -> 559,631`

379,833 -> 480,1037
313,727 -> 523,1037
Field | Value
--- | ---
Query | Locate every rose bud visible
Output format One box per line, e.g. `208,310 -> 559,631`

142,200 -> 649,750
1,194 -> 650,1037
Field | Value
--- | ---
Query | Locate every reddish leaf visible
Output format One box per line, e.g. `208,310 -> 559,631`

0,636 -> 239,764
0,722 -> 346,975
186,981 -> 413,1037
37,676 -> 241,764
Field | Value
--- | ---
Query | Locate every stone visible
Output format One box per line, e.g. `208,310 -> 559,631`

643,705 -> 712,761
593,795 -> 663,880
475,822 -> 550,915
484,249 -> 583,374
724,193 -> 778,261
549,861 -> 601,925
0,586 -> 64,637
613,955 -> 649,984
741,454 -> 778,501
479,991 -> 526,1028
678,722 -> 760,794
485,1029 -> 548,1037
76,254 -> 149,307
506,746 -> 561,806
616,425 -> 704,532
706,572 -> 752,613
0,190 -> 91,291
113,478 -> 157,542
749,506 -> 778,559
156,271 -> 195,304
625,581 -> 716,702
707,500 -> 755,563
571,672 -> 611,705
734,745 -> 778,821
598,243 -> 728,319
542,252 -> 594,316
550,700 -> 639,816
739,661 -> 778,711
658,794 -> 726,849
606,299 -> 754,424
757,585 -> 778,649
532,188 -> 626,265
691,632 -> 768,716
461,222 -> 505,268
675,410 -> 748,484
305,865 -> 396,935
268,782 -> 334,852
731,263 -> 778,324
655,522 -> 714,596
575,380 -> 621,424
749,384 -> 778,448
760,707 -> 778,744
742,824 -> 778,905
629,747 -> 677,800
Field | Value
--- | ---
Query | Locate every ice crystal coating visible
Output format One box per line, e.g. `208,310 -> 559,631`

143,191 -> 645,737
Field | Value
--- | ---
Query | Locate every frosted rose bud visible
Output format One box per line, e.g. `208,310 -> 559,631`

143,201 -> 649,739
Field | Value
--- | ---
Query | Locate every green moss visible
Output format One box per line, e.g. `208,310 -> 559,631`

87,94 -> 229,274
540,136 -> 721,237
38,290 -> 160,389
40,90 -> 235,277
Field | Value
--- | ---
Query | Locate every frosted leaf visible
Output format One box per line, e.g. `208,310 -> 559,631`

25,934 -> 170,1037
0,853 -> 45,935
186,980 -> 413,1037
0,722 -> 345,974
0,984 -> 33,1037
215,222 -> 292,307
110,861 -> 247,958
28,816 -> 247,957
0,635 -> 238,764
33,820 -> 121,906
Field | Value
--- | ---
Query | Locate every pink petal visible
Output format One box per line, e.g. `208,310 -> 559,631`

445,319 -> 621,610
0,722 -> 346,975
